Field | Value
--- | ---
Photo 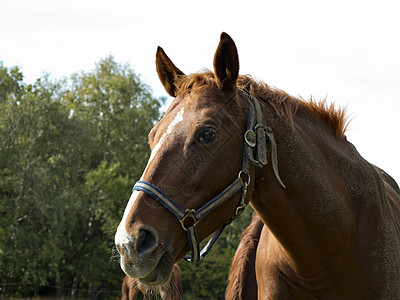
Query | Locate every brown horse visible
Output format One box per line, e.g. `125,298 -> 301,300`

121,264 -> 182,300
226,213 -> 263,300
115,32 -> 400,298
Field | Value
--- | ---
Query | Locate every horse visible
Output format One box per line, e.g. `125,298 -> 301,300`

226,213 -> 263,300
115,32 -> 400,298
121,264 -> 182,300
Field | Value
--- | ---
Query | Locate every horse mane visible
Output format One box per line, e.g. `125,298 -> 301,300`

176,71 -> 349,139
225,213 -> 264,300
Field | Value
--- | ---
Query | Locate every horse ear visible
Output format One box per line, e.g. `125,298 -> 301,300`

213,32 -> 239,91
156,46 -> 185,97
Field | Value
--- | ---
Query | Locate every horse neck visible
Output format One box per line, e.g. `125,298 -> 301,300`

248,95 -> 400,296
249,99 -> 363,276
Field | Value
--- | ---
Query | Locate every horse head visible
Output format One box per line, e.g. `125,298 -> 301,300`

115,33 -> 253,285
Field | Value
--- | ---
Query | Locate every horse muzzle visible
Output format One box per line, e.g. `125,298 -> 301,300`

115,225 -> 174,286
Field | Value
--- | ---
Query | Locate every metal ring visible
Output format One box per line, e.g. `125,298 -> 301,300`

179,209 -> 198,231
238,170 -> 251,186
244,130 -> 256,147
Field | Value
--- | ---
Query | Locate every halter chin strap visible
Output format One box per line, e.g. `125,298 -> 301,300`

131,90 -> 285,263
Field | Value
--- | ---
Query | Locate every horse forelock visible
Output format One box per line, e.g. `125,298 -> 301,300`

175,71 -> 349,139
176,70 -> 217,96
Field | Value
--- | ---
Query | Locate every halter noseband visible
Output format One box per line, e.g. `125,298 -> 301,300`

132,90 -> 284,263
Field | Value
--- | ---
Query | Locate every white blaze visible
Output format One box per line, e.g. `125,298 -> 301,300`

115,107 -> 185,248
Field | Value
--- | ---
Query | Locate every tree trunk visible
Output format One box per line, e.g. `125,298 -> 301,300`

71,275 -> 79,300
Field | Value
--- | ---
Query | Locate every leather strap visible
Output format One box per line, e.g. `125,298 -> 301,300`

133,175 -> 245,262
130,89 -> 285,263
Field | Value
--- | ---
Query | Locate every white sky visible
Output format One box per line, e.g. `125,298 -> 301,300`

1,0 -> 399,183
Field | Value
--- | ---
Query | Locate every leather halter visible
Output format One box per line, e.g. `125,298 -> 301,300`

132,90 -> 285,263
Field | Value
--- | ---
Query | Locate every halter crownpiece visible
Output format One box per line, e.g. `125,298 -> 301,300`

131,90 -> 285,263
242,89 -> 286,188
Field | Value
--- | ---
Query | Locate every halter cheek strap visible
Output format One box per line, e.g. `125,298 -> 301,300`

131,90 -> 285,263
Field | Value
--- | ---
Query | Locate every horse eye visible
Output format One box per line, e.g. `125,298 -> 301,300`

195,128 -> 216,144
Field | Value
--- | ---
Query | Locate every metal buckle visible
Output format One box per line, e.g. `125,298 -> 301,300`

179,209 -> 198,230
244,130 -> 256,147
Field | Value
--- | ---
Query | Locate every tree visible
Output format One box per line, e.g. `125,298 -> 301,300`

63,56 -> 162,178
0,70 -> 90,295
0,57 -> 164,298
58,56 -> 164,297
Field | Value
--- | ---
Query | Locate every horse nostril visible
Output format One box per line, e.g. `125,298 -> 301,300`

135,228 -> 158,255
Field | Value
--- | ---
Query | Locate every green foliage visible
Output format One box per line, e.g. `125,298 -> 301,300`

0,58 -> 253,299
0,70 -> 89,295
0,58 -> 162,297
